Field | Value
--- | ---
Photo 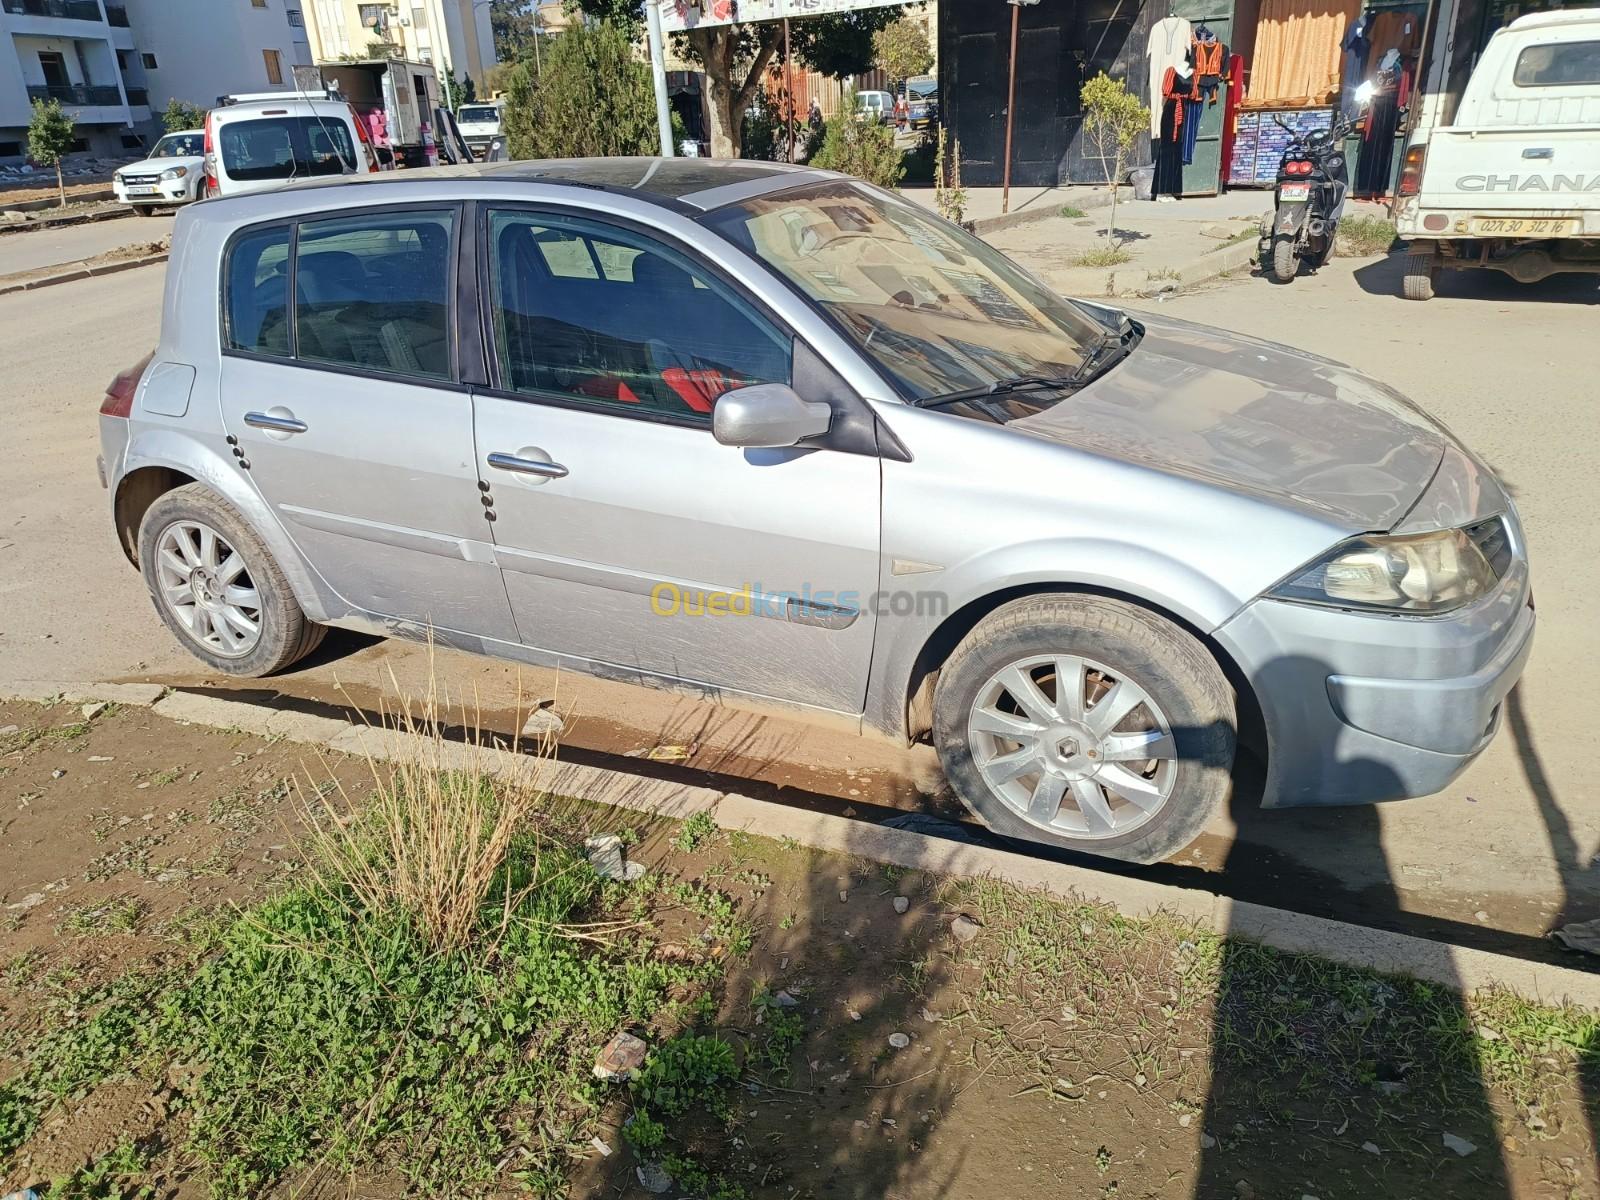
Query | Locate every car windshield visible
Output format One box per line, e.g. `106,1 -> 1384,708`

153,133 -> 202,158
218,116 -> 355,181
458,105 -> 500,123
702,181 -> 1105,402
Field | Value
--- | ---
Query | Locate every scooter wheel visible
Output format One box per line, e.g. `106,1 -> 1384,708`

1269,236 -> 1298,283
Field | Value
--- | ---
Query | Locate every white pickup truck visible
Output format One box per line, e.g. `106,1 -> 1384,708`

1395,9 -> 1600,300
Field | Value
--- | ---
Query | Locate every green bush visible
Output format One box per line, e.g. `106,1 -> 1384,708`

808,87 -> 903,188
502,20 -> 659,160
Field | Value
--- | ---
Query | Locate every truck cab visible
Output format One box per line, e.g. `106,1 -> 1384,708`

1395,10 -> 1600,299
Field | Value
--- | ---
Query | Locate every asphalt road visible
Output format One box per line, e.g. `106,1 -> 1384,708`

0,212 -> 173,278
1,238 -> 1596,963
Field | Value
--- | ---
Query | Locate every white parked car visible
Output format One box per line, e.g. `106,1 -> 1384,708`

1395,9 -> 1600,298
204,94 -> 378,199
113,130 -> 205,215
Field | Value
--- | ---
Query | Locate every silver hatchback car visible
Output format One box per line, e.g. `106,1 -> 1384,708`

98,159 -> 1534,864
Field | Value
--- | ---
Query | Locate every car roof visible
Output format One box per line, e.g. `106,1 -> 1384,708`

203,156 -> 840,214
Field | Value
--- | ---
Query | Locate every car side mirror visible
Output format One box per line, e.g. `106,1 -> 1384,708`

712,383 -> 832,449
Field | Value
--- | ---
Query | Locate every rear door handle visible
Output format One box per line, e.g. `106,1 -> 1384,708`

488,451 -> 569,479
1522,147 -> 1554,159
243,411 -> 309,434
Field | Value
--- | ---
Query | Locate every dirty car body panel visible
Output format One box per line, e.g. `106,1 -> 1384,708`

100,158 -> 1533,817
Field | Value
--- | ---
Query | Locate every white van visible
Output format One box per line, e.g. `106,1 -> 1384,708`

455,100 -> 504,154
204,93 -> 379,199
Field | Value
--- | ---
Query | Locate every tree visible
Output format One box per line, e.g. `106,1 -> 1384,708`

490,0 -> 543,62
573,0 -> 891,157
1079,72 -> 1147,247
27,98 -> 76,208
809,86 -> 902,187
872,14 -> 932,86
162,98 -> 206,133
445,69 -> 476,110
501,20 -> 659,160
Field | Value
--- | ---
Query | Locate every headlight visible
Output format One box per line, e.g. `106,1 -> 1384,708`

159,165 -> 188,180
1269,527 -> 1499,614
113,172 -> 123,184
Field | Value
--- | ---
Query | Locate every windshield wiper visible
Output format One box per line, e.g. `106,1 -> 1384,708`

1069,317 -> 1141,387
913,374 -> 1078,408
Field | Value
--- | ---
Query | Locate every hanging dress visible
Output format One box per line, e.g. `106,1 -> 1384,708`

1153,67 -> 1190,198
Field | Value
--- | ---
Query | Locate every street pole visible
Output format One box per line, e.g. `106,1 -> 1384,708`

1001,0 -> 1019,214
645,0 -> 675,157
783,16 -> 794,163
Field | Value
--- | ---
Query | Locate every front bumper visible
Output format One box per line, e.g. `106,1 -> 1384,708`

1215,542 -> 1534,808
114,182 -> 191,206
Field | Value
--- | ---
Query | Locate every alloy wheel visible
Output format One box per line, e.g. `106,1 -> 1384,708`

153,520 -> 262,658
966,654 -> 1178,839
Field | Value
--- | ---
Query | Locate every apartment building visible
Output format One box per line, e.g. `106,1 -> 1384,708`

302,0 -> 496,89
1,0 -> 310,165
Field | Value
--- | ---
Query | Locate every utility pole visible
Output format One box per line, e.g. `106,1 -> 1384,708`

1001,0 -> 1040,214
783,16 -> 794,162
644,0 -> 675,156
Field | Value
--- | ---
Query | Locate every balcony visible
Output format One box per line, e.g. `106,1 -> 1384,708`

3,0 -> 107,20
104,2 -> 126,24
27,83 -> 123,106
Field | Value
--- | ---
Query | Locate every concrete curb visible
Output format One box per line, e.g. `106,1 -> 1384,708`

23,683 -> 1600,1010
0,251 -> 167,296
966,186 -> 1125,238
1134,236 -> 1260,298
0,198 -> 129,236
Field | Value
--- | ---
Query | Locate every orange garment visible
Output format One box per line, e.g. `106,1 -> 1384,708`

1163,67 -> 1190,141
1244,0 -> 1362,107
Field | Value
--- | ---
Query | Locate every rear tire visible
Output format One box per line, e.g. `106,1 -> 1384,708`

1403,250 -> 1438,301
933,595 -> 1236,865
1269,235 -> 1298,283
137,484 -> 324,677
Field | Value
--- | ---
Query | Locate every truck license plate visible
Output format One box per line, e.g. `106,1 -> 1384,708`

1469,216 -> 1579,236
1278,183 -> 1310,200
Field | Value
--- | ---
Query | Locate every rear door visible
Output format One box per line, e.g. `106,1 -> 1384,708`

217,206 -> 517,643
470,205 -> 883,714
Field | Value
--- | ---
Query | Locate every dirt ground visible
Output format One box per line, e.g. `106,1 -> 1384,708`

2,699 -> 1596,1199
0,175 -> 117,210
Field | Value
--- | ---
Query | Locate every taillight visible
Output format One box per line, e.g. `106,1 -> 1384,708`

1284,160 -> 1313,177
203,111 -> 218,195
100,352 -> 154,418
1398,144 -> 1426,197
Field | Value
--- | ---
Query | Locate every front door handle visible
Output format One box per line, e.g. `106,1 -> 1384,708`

244,411 -> 309,434
488,451 -> 569,479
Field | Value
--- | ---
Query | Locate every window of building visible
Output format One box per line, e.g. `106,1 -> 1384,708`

116,50 -> 129,70
293,210 -> 456,380
251,0 -> 267,7
0,142 -> 23,158
263,48 -> 283,84
286,7 -> 303,26
141,52 -> 158,70
120,134 -> 144,149
486,210 -> 791,422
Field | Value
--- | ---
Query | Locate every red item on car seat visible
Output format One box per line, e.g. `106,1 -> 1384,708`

661,366 -> 735,414
574,376 -> 641,404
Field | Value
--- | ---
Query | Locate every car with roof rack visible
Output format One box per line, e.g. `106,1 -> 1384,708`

96,158 -> 1533,865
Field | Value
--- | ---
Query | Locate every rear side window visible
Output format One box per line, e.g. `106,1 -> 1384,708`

1514,40 -> 1600,87
225,225 -> 292,356
294,210 -> 456,380
218,115 -> 356,181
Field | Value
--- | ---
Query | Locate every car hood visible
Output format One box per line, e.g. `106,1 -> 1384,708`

1007,312 -> 1448,530
118,155 -> 204,175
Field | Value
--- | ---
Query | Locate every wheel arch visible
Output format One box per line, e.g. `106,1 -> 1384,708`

897,582 -> 1264,761
113,465 -> 196,565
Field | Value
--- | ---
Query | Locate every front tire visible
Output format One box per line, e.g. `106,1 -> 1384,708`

933,595 -> 1236,864
130,204 -> 153,218
1269,235 -> 1298,283
137,484 -> 324,677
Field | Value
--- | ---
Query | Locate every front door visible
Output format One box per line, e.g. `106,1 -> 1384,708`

471,206 -> 883,715
217,208 -> 517,643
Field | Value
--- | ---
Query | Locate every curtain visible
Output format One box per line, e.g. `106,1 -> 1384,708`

1244,0 -> 1362,106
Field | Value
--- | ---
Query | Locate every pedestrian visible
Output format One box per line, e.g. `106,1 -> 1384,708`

808,97 -> 822,130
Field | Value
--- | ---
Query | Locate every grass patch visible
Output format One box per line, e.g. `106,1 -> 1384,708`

1060,204 -> 1088,218
1070,245 -> 1133,268
673,810 -> 719,854
1337,213 -> 1397,256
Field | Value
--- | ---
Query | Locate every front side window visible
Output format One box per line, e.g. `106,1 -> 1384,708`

225,224 -> 292,356
703,181 -> 1103,403
1514,40 -> 1600,87
153,133 -> 203,158
219,116 -> 355,181
293,209 -> 455,380
487,209 -> 791,422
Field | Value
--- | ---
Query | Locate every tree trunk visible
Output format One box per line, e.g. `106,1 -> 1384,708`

688,25 -> 782,158
56,162 -> 65,208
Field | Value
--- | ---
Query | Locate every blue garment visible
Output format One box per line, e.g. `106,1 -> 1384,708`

1181,98 -> 1203,164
